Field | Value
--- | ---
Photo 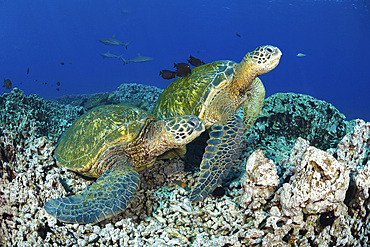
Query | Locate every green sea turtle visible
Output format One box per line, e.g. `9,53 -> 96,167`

44,104 -> 204,224
151,45 -> 282,202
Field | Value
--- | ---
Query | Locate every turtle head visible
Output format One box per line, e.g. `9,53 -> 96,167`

232,45 -> 281,93
164,115 -> 205,146
244,45 -> 282,75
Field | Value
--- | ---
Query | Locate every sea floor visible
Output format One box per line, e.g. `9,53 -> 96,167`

1,84 -> 369,246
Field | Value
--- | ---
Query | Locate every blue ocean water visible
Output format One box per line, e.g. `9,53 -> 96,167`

1,0 -> 369,121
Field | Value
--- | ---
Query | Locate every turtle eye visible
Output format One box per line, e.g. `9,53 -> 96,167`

188,120 -> 196,127
266,46 -> 274,54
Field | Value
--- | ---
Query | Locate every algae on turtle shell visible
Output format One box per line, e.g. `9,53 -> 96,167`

152,45 -> 282,203
44,104 -> 205,224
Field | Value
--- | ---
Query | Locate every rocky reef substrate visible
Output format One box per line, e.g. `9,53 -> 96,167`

54,83 -> 163,112
0,85 -> 369,246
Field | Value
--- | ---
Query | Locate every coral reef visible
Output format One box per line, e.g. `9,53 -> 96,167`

240,149 -> 279,207
53,93 -> 92,107
280,138 -> 350,216
54,83 -> 163,112
83,92 -> 110,110
1,88 -> 369,246
243,93 -> 353,163
107,83 -> 163,112
0,88 -> 85,141
334,119 -> 370,171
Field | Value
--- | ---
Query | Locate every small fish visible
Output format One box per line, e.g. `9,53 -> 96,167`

2,79 -> 11,89
174,62 -> 190,70
57,81 -> 60,86
173,180 -> 190,191
56,88 -> 60,91
188,56 -> 205,67
159,70 -> 177,79
297,53 -> 306,57
174,63 -> 191,77
26,67 -> 29,75
98,35 -> 132,49
236,33 -> 241,38
69,62 -> 72,64
60,62 -> 65,65
121,53 -> 153,64
34,79 -> 38,82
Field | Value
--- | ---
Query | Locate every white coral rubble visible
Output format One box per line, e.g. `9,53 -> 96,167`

336,119 -> 370,171
240,149 -> 279,206
281,139 -> 350,216
1,100 -> 370,246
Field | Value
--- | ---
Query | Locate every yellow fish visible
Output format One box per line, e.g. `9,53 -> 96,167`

173,180 -> 190,191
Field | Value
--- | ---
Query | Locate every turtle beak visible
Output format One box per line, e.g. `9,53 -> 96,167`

268,46 -> 282,71
275,47 -> 282,60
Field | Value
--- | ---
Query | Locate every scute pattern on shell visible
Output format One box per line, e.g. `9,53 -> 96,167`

151,60 -> 235,121
55,105 -> 149,173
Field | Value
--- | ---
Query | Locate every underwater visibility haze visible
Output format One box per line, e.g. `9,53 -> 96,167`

1,0 -> 369,120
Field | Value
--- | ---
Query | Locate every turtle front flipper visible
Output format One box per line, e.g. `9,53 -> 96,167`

189,113 -> 244,203
243,77 -> 265,133
44,160 -> 139,224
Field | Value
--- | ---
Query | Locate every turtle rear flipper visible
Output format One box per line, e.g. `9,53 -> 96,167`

189,113 -> 244,203
44,160 -> 139,224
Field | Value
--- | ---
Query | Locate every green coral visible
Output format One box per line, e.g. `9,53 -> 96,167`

244,93 -> 352,163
